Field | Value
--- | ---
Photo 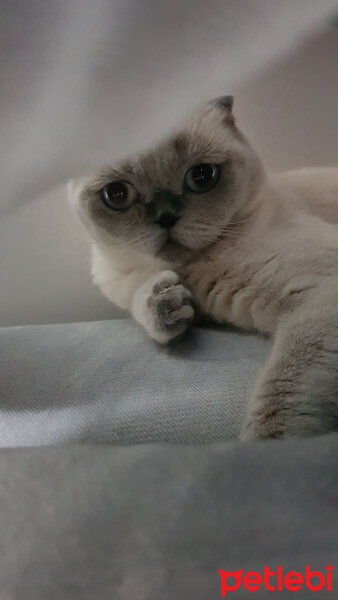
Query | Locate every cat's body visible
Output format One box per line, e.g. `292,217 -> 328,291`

183,168 -> 338,332
70,97 -> 338,439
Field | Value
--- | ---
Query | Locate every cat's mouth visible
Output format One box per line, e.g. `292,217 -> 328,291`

157,235 -> 186,260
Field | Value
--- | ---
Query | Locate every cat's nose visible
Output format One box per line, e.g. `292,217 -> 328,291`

155,212 -> 179,229
148,189 -> 182,229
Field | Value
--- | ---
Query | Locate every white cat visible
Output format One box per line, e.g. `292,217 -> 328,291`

70,96 -> 338,439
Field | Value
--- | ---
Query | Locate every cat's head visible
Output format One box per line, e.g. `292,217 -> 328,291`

70,96 -> 265,264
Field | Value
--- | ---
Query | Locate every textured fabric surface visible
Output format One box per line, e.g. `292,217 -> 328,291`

0,436 -> 336,599
0,319 -> 269,447
0,321 -> 336,598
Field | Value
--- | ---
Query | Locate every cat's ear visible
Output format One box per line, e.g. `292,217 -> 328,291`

209,95 -> 235,126
212,95 -> 233,111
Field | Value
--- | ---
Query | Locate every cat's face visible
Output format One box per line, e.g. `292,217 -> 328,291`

70,97 -> 264,264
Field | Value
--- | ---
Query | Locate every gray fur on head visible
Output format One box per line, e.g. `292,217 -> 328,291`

70,95 -> 264,263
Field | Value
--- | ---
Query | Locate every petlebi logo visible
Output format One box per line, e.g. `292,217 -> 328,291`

219,564 -> 333,596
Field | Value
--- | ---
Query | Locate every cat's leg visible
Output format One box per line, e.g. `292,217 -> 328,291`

132,270 -> 194,344
241,291 -> 338,440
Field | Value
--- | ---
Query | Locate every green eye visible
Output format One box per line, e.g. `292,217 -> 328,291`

184,163 -> 219,194
101,181 -> 137,211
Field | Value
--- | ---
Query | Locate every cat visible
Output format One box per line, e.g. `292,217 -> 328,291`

69,95 -> 338,440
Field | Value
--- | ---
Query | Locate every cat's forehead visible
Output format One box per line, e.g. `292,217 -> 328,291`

119,107 -> 236,185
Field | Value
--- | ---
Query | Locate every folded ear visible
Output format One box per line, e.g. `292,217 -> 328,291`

212,95 -> 233,111
209,95 -> 235,126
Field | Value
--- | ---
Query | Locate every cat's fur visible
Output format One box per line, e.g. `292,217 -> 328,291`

69,97 -> 338,439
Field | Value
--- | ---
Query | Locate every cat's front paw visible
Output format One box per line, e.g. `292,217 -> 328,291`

133,270 -> 194,344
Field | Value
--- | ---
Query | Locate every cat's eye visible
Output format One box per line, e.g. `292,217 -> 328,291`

101,181 -> 137,211
184,163 -> 219,194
